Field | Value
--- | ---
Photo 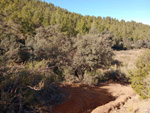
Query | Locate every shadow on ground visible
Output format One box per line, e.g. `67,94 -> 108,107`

52,83 -> 116,113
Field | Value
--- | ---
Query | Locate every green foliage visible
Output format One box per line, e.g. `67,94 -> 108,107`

0,33 -> 18,52
0,68 -> 64,112
83,68 -> 128,85
84,70 -> 107,85
129,50 -> 150,99
1,0 -> 150,39
73,33 -> 114,70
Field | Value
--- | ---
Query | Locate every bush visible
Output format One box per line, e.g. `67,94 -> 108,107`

122,38 -> 133,50
73,34 -> 114,70
129,50 -> 150,99
83,70 -> 107,85
0,69 -> 64,112
0,33 -> 18,52
133,39 -> 144,49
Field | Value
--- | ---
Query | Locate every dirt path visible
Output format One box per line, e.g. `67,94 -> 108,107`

52,82 -> 135,113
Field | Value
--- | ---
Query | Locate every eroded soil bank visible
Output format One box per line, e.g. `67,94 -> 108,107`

52,82 -> 135,113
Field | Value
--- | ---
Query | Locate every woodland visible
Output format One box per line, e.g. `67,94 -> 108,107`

0,0 -> 150,112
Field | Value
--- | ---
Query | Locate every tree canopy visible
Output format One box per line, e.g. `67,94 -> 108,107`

0,0 -> 150,41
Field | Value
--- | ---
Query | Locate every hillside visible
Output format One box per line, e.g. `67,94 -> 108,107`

1,0 -> 150,38
0,0 -> 150,113
1,0 -> 150,51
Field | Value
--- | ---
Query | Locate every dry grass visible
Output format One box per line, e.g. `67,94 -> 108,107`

113,49 -> 147,76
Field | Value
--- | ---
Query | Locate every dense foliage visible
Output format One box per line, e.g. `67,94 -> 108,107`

0,22 -> 115,112
129,50 -> 150,99
0,0 -> 150,47
73,33 -> 113,69
0,67 -> 65,112
0,8 -> 116,112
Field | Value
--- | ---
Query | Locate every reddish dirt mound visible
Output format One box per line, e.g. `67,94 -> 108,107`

52,82 -> 116,113
52,82 -> 135,113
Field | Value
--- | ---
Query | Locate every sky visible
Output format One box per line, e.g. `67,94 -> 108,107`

44,0 -> 150,25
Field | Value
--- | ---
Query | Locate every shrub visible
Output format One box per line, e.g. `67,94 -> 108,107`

0,69 -> 64,112
0,33 -> 18,52
134,39 -> 144,49
83,70 -> 107,85
129,50 -> 150,99
122,38 -> 133,50
26,26 -> 74,65
73,33 -> 114,70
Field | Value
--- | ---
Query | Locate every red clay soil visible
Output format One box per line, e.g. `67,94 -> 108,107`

52,83 -> 116,113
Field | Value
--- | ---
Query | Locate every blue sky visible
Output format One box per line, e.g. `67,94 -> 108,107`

44,0 -> 150,25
